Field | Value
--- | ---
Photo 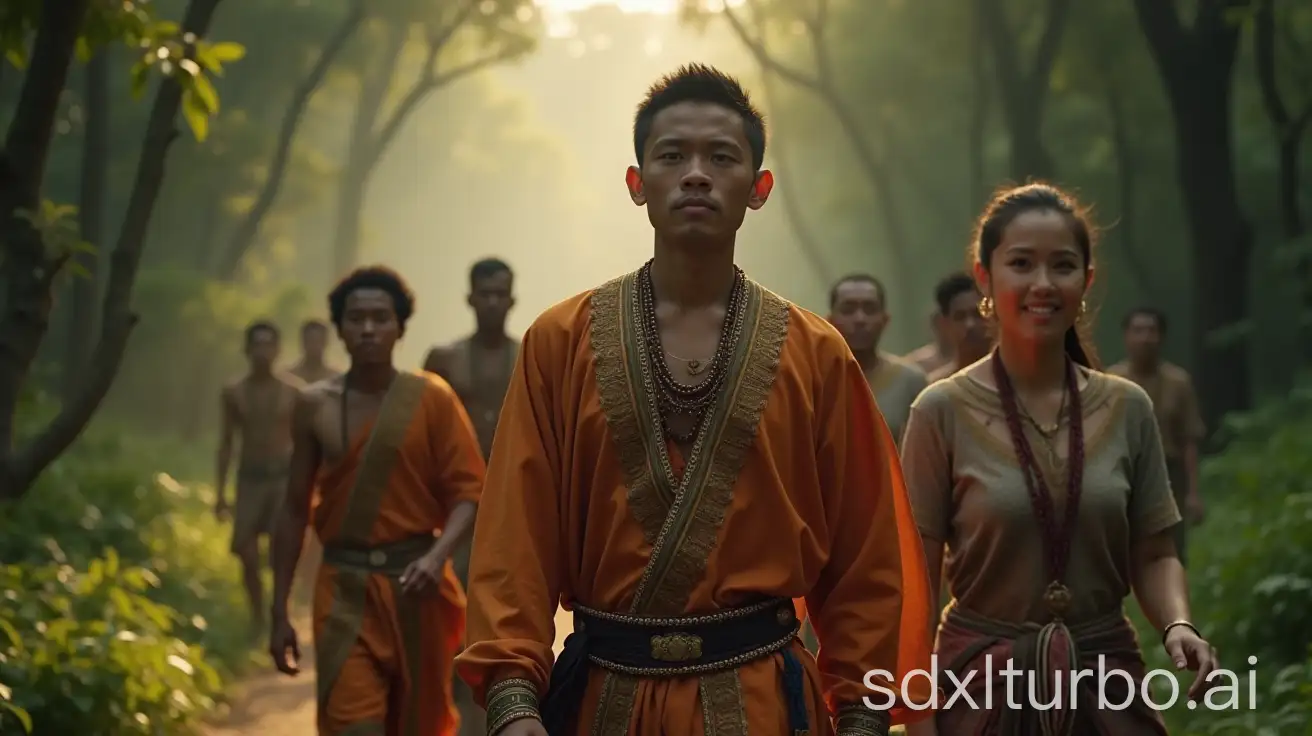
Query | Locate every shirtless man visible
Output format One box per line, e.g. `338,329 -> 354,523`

289,319 -> 340,385
903,306 -> 952,375
926,272 -> 991,382
215,321 -> 303,633
421,257 -> 518,736
1107,307 -> 1206,564
827,273 -> 928,445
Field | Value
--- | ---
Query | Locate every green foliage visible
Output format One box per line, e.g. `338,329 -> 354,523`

0,398 -> 255,734
1131,374 -> 1312,734
12,200 -> 97,275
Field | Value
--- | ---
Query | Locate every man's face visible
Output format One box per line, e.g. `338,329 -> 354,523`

301,326 -> 327,360
627,101 -> 768,243
945,289 -> 989,359
468,270 -> 514,331
828,280 -> 888,353
246,329 -> 279,370
1124,313 -> 1162,364
337,288 -> 400,365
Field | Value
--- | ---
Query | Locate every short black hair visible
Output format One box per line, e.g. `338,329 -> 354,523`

301,318 -> 328,335
1123,306 -> 1167,335
829,273 -> 887,309
327,265 -> 416,331
245,320 -> 279,345
470,257 -> 512,289
934,272 -> 978,316
633,63 -> 766,170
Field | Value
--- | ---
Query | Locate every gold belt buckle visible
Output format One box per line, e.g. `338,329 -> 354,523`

368,550 -> 387,567
650,632 -> 703,663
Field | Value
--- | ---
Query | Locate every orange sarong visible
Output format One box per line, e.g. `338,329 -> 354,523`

312,371 -> 485,735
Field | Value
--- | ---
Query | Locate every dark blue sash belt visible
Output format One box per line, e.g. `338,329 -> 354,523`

540,597 -> 810,735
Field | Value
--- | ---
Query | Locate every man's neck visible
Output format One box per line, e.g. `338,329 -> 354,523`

650,237 -> 736,308
1129,356 -> 1160,376
851,346 -> 880,370
471,326 -> 507,348
346,362 -> 396,393
248,365 -> 274,381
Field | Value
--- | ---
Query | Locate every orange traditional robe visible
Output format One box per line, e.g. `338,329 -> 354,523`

312,371 -> 486,736
456,272 -> 933,735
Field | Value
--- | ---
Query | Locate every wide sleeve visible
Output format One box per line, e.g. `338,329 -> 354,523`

1127,391 -> 1183,539
453,322 -> 564,729
807,351 -> 934,731
425,379 -> 486,507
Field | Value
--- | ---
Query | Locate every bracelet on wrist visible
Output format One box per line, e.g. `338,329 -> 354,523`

486,678 -> 540,735
1161,619 -> 1200,645
835,703 -> 890,736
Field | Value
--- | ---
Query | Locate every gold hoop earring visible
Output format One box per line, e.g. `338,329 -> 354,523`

978,297 -> 994,319
1078,299 -> 1087,318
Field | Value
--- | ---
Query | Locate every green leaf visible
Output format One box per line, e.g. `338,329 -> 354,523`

0,701 -> 33,735
181,90 -> 210,142
129,60 -> 151,99
207,41 -> 244,63
191,73 -> 219,114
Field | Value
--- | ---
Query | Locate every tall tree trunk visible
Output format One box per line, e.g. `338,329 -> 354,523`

328,12 -> 532,277
0,0 -> 228,498
64,49 -> 110,400
0,0 -> 96,465
1132,0 -> 1253,432
1253,0 -> 1312,363
719,1 -> 911,307
1103,79 -> 1154,298
978,0 -> 1072,183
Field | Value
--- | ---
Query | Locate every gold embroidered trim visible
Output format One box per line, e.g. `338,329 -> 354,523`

486,679 -> 539,735
700,670 -> 749,736
589,274 -> 665,547
585,274 -> 792,736
591,673 -> 638,736
631,282 -> 790,616
836,704 -> 890,736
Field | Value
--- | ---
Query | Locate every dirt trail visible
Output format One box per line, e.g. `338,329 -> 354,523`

203,608 -> 573,734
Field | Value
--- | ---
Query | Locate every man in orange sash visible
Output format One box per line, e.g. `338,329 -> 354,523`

269,266 -> 486,735
456,64 -> 932,736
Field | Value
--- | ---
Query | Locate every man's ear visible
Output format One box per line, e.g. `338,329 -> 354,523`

626,166 -> 645,206
748,170 -> 773,210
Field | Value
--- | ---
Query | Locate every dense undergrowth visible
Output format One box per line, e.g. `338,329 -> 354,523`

0,396 -> 258,735
1129,374 -> 1312,735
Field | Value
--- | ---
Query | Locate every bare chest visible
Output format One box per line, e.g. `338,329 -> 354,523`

312,387 -> 384,465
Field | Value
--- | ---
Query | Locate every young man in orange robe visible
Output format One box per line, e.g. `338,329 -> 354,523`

455,64 -> 933,736
268,266 -> 487,735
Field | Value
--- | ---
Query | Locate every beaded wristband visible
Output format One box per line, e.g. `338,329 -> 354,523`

835,704 -> 890,736
486,678 -> 540,735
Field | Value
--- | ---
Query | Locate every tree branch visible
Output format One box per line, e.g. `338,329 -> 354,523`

3,0 -> 227,499
1030,0 -> 1073,109
217,0 -> 365,277
1129,0 -> 1188,78
2,0 -> 91,209
369,32 -> 531,167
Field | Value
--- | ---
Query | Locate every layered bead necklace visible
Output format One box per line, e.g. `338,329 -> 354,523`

635,259 -> 748,444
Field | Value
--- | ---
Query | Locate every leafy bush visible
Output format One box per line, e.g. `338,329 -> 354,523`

0,401 -> 256,734
1133,374 -> 1312,735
